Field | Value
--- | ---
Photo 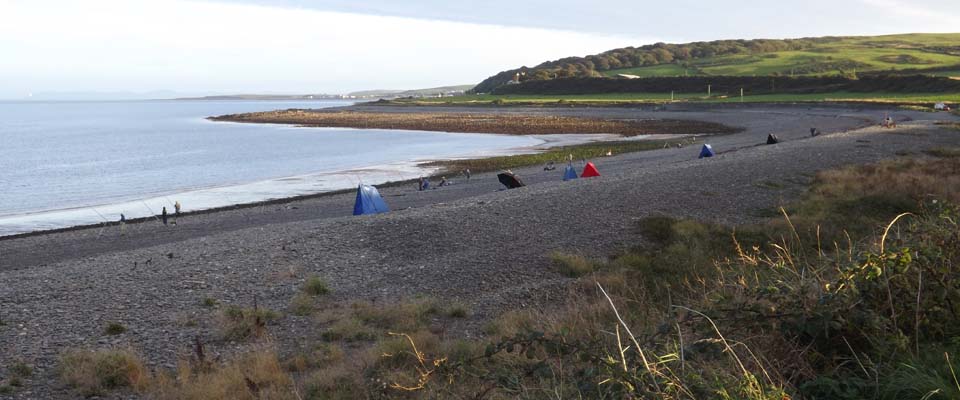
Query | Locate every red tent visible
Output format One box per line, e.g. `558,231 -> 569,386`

581,162 -> 601,178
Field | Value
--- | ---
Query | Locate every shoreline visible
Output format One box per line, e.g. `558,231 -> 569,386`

0,129 -> 685,240
0,102 -> 925,241
208,109 -> 739,136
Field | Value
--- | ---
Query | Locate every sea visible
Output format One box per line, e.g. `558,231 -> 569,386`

0,100 -> 543,236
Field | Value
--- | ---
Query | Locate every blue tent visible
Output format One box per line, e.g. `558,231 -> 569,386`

562,164 -> 578,181
353,184 -> 389,216
698,144 -> 715,159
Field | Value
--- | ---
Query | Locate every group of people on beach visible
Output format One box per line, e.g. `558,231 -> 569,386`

118,200 -> 182,234
161,201 -> 181,225
418,168 -> 470,191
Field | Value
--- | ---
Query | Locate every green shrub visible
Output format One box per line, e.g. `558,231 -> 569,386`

104,322 -> 126,335
200,297 -> 218,307
10,360 -> 32,377
303,276 -> 330,296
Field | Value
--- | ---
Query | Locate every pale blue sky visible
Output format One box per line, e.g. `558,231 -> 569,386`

0,0 -> 957,99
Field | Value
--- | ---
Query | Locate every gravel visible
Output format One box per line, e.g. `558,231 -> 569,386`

1,104 -> 958,399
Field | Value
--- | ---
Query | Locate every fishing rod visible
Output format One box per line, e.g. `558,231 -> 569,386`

140,200 -> 162,222
90,206 -> 110,238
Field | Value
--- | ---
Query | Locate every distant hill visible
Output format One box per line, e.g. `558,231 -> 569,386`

348,85 -> 475,98
175,85 -> 476,101
473,33 -> 960,93
176,94 -> 341,100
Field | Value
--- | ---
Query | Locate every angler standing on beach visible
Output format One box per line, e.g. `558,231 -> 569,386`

161,207 -> 168,225
174,200 -> 182,225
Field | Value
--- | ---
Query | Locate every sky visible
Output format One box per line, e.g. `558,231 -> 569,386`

0,0 -> 958,98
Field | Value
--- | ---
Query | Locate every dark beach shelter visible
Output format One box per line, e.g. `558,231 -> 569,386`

497,172 -> 525,189
353,184 -> 389,215
581,162 -> 601,178
698,144 -> 715,159
766,134 -> 780,144
562,164 -> 578,181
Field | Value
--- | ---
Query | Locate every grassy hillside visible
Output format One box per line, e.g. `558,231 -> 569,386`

604,34 -> 960,78
389,91 -> 960,106
474,33 -> 960,94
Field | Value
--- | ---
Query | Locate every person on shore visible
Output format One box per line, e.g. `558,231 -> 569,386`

120,213 -> 126,235
418,176 -> 425,191
883,116 -> 896,128
439,176 -> 448,187
464,169 -> 471,180
173,200 -> 181,225
161,206 -> 168,225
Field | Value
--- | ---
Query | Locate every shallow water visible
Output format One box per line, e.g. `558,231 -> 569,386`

0,100 -> 542,235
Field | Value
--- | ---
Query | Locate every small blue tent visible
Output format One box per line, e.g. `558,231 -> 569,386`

698,144 -> 715,159
353,184 -> 389,216
562,164 -> 578,181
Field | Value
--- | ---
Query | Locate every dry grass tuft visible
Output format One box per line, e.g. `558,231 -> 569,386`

283,343 -> 345,372
9,360 -> 32,378
151,349 -> 297,400
289,293 -> 316,316
304,366 -> 367,400
320,318 -> 379,342
550,252 -> 598,277
217,306 -> 280,341
59,348 -> 150,397
812,157 -> 960,205
926,146 -> 960,158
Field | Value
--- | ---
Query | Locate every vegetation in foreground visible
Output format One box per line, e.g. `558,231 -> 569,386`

53,150 -> 960,399
210,110 -> 737,137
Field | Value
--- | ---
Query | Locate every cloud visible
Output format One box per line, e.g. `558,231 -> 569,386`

0,0 -> 652,96
857,0 -> 960,26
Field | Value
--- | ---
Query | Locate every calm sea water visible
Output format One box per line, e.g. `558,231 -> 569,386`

0,100 -> 541,235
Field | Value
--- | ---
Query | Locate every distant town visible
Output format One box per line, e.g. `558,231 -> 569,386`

176,84 -> 475,101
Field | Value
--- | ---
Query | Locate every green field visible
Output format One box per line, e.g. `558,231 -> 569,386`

604,63 -> 694,77
929,71 -> 960,78
390,91 -> 960,106
595,34 -> 960,79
